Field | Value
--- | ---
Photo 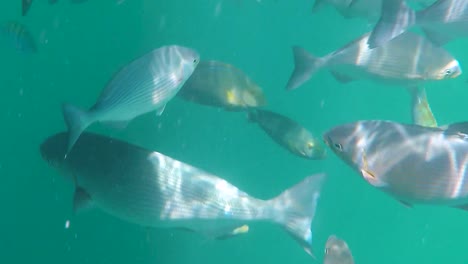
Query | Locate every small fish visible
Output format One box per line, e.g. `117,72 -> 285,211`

22,0 -> 88,16
368,0 -> 468,48
324,235 -> 354,264
409,86 -> 438,128
248,109 -> 326,159
40,131 -> 326,256
286,31 -> 461,91
178,60 -> 266,110
62,45 -> 199,154
0,21 -> 37,53
312,0 -> 435,20
323,120 -> 468,210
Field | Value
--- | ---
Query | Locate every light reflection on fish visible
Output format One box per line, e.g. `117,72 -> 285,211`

286,31 -> 461,91
178,60 -> 266,110
324,235 -> 354,264
61,45 -> 199,154
0,21 -> 36,53
248,109 -> 326,160
40,132 -> 326,256
323,120 -> 468,210
368,0 -> 468,48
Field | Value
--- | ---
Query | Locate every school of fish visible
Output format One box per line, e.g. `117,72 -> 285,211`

12,0 -> 466,263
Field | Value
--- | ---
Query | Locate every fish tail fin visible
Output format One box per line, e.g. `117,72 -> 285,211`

367,0 -> 416,48
22,0 -> 33,16
407,86 -> 438,128
286,46 -> 323,90
269,173 -> 326,257
61,103 -> 93,154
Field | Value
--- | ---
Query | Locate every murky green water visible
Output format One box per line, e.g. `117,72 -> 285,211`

2,1 -> 468,263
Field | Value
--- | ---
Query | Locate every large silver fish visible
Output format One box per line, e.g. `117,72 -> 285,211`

40,131 -> 325,256
178,60 -> 266,111
62,45 -> 199,154
324,235 -> 354,264
248,109 -> 326,160
323,120 -> 468,209
368,0 -> 468,48
286,31 -> 461,91
312,0 -> 435,20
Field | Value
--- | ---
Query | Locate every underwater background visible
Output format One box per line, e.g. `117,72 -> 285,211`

2,0 -> 468,263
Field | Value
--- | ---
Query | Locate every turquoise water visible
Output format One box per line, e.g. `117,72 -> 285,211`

2,1 -> 468,263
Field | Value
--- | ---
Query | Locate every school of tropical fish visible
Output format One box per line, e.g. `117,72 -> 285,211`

6,0 -> 464,262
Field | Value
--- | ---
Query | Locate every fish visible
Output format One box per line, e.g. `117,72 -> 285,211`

286,31 -> 461,91
40,131 -> 326,256
0,21 -> 37,53
324,235 -> 354,264
248,109 -> 326,159
178,60 -> 266,111
368,0 -> 468,48
312,0 -> 436,20
61,45 -> 199,154
409,86 -> 438,128
22,0 -> 89,16
323,120 -> 468,209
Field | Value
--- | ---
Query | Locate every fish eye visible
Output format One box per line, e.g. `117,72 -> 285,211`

324,248 -> 329,255
307,142 -> 314,149
193,59 -> 198,63
334,143 -> 343,151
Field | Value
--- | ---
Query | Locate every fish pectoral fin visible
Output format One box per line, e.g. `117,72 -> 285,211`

330,71 -> 355,83
360,168 -> 387,187
102,120 -> 130,130
214,225 -> 249,240
156,104 -> 166,116
73,187 -> 93,214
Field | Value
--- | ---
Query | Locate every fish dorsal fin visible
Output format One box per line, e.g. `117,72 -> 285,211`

421,27 -> 455,46
73,187 -> 93,214
330,70 -> 356,83
444,122 -> 468,139
156,104 -> 166,116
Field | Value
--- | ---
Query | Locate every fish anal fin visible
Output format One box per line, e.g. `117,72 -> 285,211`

398,200 -> 413,208
73,187 -> 93,214
156,104 -> 166,116
330,70 -> 355,83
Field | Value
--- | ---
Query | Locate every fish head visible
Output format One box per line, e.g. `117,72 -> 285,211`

324,235 -> 354,264
178,46 -> 200,77
241,84 -> 267,108
323,122 -> 366,170
428,59 -> 462,80
40,132 -> 69,172
292,130 -> 327,159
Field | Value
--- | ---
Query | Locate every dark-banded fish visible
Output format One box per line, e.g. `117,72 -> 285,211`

248,109 -> 326,159
409,86 -> 438,128
323,120 -> 468,209
40,132 -> 326,256
0,21 -> 36,53
178,60 -> 266,110
324,235 -> 354,264
62,45 -> 199,154
286,31 -> 461,91
368,0 -> 468,48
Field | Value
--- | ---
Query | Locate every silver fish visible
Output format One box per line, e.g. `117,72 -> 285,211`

312,0 -> 435,20
368,0 -> 468,48
178,60 -> 266,110
409,86 -> 438,128
324,235 -> 354,264
323,120 -> 468,209
62,45 -> 199,154
248,109 -> 326,159
40,131 -> 325,256
286,31 -> 461,91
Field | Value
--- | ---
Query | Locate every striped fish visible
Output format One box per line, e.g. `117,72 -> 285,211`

62,45 -> 199,154
40,131 -> 325,257
286,31 -> 461,91
0,21 -> 36,53
324,120 -> 468,209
